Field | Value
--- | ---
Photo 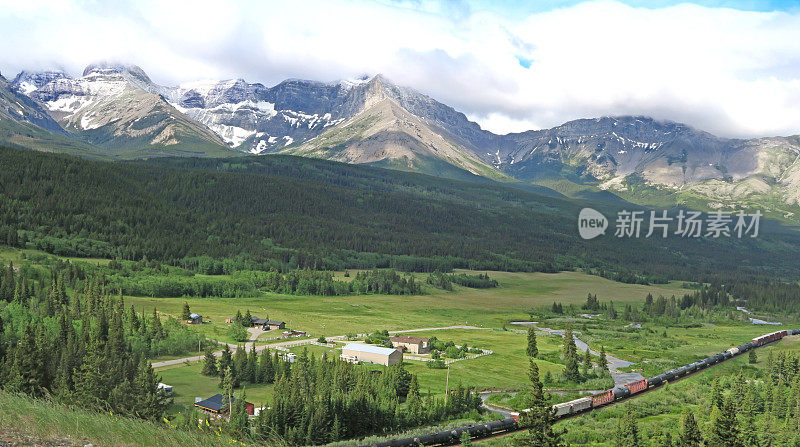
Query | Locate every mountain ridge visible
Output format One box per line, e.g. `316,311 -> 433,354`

4,63 -> 800,218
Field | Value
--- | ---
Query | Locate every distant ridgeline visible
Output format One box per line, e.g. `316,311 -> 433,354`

2,147 -> 800,285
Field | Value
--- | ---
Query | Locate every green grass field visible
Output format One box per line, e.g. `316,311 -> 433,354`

156,361 -> 274,410
125,269 -> 688,341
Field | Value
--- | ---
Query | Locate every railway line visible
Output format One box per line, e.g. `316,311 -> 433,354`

361,329 -> 800,447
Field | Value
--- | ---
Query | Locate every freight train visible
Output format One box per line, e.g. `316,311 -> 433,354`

361,329 -> 799,447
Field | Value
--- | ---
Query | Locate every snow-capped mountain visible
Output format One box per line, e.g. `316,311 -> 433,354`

12,64 -> 230,157
12,70 -> 69,95
158,78 -> 347,153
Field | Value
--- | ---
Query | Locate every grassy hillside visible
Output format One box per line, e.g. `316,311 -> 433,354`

0,391 -> 242,447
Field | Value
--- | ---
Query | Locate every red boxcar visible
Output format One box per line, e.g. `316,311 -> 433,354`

625,378 -> 648,394
753,330 -> 788,346
591,389 -> 614,407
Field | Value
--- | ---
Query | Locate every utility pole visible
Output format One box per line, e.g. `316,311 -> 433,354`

445,365 -> 450,404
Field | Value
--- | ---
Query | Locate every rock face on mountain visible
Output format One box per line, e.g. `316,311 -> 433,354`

493,116 -> 800,213
11,64 -> 231,158
1,73 -> 66,134
159,78 -> 348,153
12,71 -> 69,95
287,75 -> 503,179
154,73 -> 500,178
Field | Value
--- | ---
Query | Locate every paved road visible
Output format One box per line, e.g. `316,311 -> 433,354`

151,335 -> 346,368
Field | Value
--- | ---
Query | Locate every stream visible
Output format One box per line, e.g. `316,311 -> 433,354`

510,322 -> 645,387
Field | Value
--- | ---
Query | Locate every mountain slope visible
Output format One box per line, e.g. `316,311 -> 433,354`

286,76 -> 506,180
494,116 -> 800,219
16,65 -> 233,158
0,71 -> 103,156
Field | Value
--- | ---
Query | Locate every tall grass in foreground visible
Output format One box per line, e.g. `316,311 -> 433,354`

0,391 -> 242,447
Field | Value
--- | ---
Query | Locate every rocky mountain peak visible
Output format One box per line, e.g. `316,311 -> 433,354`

81,63 -> 156,93
11,70 -> 69,95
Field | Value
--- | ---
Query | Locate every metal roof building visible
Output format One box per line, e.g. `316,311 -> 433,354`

341,343 -> 402,366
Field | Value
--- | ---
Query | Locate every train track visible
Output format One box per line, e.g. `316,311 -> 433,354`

473,336 -> 791,444
362,330 -> 798,447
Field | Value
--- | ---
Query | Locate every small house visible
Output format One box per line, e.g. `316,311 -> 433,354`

251,317 -> 285,330
390,335 -> 430,354
194,394 -> 254,416
187,313 -> 203,324
265,320 -> 285,330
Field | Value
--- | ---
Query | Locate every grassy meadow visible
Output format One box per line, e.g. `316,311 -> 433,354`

126,269 -> 688,341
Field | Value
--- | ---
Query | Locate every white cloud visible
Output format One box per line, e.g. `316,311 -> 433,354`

1,0 -> 799,138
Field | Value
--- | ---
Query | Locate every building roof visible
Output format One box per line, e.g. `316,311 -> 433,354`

189,313 -> 202,320
251,317 -> 269,325
343,343 -> 399,356
194,394 -> 235,412
390,335 -> 429,344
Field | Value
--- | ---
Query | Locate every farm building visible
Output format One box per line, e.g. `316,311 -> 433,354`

194,394 -> 254,417
341,343 -> 402,366
251,318 -> 285,330
187,313 -> 203,324
390,335 -> 430,354
249,318 -> 284,330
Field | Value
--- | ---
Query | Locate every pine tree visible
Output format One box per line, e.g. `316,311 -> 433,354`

678,409 -> 703,447
598,346 -> 609,373
228,388 -> 250,439
133,358 -> 167,421
233,345 -> 246,385
739,414 -> 759,447
460,431 -> 472,446
221,365 -> 236,415
749,349 -> 757,364
513,359 -> 562,447
614,413 -> 641,447
527,327 -> 538,358
181,302 -> 191,320
606,300 -> 617,319
707,398 -> 743,447
219,345 -> 233,379
710,378 -> 724,409
201,346 -> 218,376
581,348 -> 592,377
245,345 -> 258,383
8,326 -> 47,396
562,325 -> 580,382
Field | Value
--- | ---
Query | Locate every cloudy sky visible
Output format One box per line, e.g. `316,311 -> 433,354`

1,0 -> 799,137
